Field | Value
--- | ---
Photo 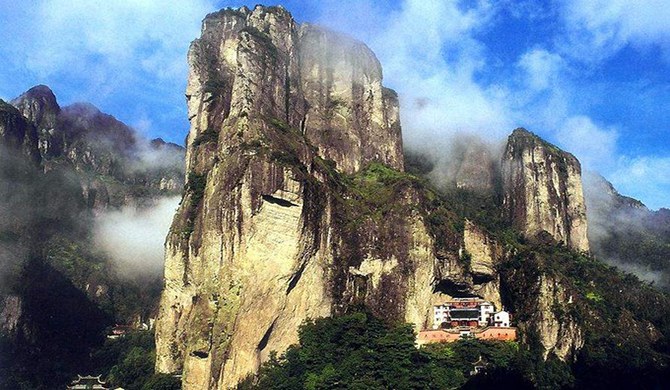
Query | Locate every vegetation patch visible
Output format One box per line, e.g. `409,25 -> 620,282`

90,331 -> 181,390
238,311 -> 573,389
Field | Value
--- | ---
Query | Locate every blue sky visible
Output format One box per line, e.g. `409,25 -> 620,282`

0,0 -> 668,209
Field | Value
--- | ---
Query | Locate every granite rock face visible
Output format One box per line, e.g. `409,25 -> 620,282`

155,7 -> 593,389
11,85 -> 62,158
0,99 -> 40,163
154,6 -> 465,389
502,128 -> 589,252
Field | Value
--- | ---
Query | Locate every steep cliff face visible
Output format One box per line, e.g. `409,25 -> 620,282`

11,85 -> 62,158
584,172 -> 670,287
502,128 -> 589,252
454,137 -> 498,193
154,6 -> 469,389
155,6 -> 601,389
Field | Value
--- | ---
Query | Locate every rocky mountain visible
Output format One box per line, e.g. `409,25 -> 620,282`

502,128 -> 589,252
584,172 -> 670,287
154,6 -> 670,389
0,99 -> 40,163
0,86 -> 186,388
12,85 -> 185,207
1,5 -> 668,390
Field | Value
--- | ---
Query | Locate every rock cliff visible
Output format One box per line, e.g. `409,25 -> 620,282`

0,99 -> 40,163
502,128 -> 589,252
154,6 -> 488,388
11,85 -> 61,158
155,6 -> 597,389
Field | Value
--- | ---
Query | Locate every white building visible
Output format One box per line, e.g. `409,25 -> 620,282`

478,302 -> 495,326
432,298 -> 496,329
433,304 -> 450,328
491,310 -> 511,327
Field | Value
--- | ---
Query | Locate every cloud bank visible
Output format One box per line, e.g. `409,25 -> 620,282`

93,196 -> 180,278
311,0 -> 669,210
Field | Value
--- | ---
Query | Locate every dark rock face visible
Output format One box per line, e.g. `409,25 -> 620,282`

584,172 -> 670,287
1,85 -> 187,388
10,87 -> 186,208
0,99 -> 40,163
11,85 -> 62,158
502,128 -> 589,252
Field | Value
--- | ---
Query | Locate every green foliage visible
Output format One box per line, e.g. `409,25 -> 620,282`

585,291 -> 603,302
343,162 -> 420,223
107,346 -> 155,389
44,237 -> 106,288
141,374 -> 182,390
270,118 -> 291,133
239,312 -> 531,389
498,235 -> 670,388
90,331 -> 181,390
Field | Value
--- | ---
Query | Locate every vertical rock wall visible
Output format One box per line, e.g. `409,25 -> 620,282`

502,128 -> 589,252
156,7 -> 593,389
155,6 -> 410,389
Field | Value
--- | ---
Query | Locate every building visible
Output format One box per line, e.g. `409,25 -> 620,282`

492,310 -> 510,327
420,297 -> 516,346
470,356 -> 490,376
417,326 -> 517,346
107,324 -> 133,339
66,375 -> 110,390
432,298 -> 496,329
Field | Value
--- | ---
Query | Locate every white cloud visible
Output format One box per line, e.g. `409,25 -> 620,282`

2,0 -> 214,103
609,156 -> 670,210
518,48 -> 565,91
317,0 -> 514,149
560,0 -> 670,62
94,196 -> 181,278
556,116 -> 619,171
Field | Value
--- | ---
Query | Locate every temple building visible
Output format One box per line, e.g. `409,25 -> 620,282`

66,375 -> 110,390
418,297 -> 517,346
432,298 -> 496,329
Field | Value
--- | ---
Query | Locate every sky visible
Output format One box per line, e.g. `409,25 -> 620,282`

0,0 -> 668,209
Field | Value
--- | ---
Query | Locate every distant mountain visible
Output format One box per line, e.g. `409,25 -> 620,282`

0,86 -> 185,389
584,172 -> 670,287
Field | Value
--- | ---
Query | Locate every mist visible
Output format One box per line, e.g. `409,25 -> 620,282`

582,171 -> 668,287
93,195 -> 180,279
0,143 -> 87,291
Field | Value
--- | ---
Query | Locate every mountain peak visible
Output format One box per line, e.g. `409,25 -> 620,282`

503,128 -> 589,251
11,84 -> 61,132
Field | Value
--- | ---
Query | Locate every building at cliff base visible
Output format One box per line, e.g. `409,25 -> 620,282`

419,297 -> 516,345
433,297 -> 496,328
417,327 -> 517,347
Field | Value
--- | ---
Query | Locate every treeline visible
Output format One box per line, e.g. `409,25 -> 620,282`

238,311 -> 570,389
